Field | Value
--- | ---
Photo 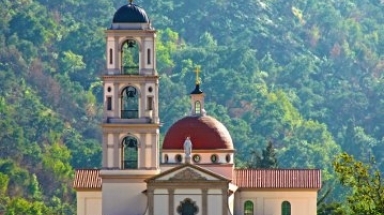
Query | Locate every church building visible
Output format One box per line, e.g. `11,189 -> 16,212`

73,1 -> 321,215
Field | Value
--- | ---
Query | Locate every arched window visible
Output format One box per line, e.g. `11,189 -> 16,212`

121,39 -> 139,75
244,200 -> 254,215
122,136 -> 138,169
281,201 -> 291,215
121,86 -> 139,119
195,101 -> 201,115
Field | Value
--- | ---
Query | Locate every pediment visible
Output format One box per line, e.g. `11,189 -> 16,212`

169,168 -> 207,181
146,164 -> 230,183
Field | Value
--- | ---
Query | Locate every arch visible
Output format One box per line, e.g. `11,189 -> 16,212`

244,200 -> 254,215
122,136 -> 138,169
281,201 -> 291,215
121,39 -> 140,75
121,86 -> 139,119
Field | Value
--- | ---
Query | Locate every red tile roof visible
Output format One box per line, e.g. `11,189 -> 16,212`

73,169 -> 102,190
73,168 -> 321,190
233,169 -> 321,189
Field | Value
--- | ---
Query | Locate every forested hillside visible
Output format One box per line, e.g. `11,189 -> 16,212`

1,0 -> 384,214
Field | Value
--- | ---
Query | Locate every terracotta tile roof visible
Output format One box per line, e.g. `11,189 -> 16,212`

73,169 -> 102,190
72,168 -> 321,190
233,169 -> 321,189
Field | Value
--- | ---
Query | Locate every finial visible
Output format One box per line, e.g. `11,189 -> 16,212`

129,0 -> 133,4
194,66 -> 201,85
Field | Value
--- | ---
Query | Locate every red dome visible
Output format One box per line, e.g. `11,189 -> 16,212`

162,115 -> 234,150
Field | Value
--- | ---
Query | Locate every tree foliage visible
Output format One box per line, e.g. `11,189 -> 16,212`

1,0 -> 384,212
333,153 -> 384,214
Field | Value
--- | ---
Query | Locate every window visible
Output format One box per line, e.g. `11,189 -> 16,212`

282,201 -> 291,215
107,97 -> 112,110
226,154 -> 231,163
195,101 -> 201,115
109,48 -> 113,64
147,96 -> 153,110
177,198 -> 198,215
164,154 -> 169,163
175,154 -> 182,163
122,136 -> 138,169
244,201 -> 254,215
192,154 -> 201,163
211,154 -> 218,163
121,86 -> 138,118
147,48 -> 151,64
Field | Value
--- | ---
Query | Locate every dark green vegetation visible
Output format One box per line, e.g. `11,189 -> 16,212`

0,0 -> 383,213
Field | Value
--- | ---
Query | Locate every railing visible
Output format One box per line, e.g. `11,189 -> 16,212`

121,110 -> 138,119
122,66 -> 139,75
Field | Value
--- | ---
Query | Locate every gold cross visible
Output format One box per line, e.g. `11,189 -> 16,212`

194,66 -> 201,85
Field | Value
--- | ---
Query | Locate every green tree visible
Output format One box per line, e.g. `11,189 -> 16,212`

333,153 -> 384,214
260,141 -> 278,168
246,141 -> 278,168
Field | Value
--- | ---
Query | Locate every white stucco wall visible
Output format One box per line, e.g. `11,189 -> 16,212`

102,182 -> 147,215
234,190 -> 318,215
76,191 -> 102,215
154,189 -> 169,215
207,189 -> 222,215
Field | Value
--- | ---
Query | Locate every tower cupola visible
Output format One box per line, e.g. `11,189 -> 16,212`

190,67 -> 206,116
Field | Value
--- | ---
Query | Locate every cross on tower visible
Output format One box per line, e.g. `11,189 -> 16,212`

194,66 -> 201,85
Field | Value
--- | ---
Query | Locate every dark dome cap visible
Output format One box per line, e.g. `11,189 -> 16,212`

112,2 -> 149,23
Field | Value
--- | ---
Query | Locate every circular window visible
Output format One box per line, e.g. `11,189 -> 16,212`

164,154 -> 169,163
148,86 -> 153,93
211,154 -> 218,163
175,154 -> 182,163
107,86 -> 112,92
226,154 -> 231,163
192,154 -> 201,163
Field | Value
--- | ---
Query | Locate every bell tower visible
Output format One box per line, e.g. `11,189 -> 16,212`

102,1 -> 159,171
100,1 -> 160,214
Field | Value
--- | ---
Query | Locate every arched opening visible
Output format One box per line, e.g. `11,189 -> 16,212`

121,86 -> 139,119
281,201 -> 291,215
121,39 -> 139,75
122,136 -> 138,169
244,200 -> 254,215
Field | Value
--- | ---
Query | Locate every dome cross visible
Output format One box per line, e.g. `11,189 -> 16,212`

194,66 -> 201,85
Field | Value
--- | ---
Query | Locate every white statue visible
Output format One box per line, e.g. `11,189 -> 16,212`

183,137 -> 192,159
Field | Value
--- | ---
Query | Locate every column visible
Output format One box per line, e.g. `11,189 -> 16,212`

113,133 -> 120,168
168,188 -> 174,215
148,188 -> 154,215
222,188 -> 228,215
202,188 -> 208,215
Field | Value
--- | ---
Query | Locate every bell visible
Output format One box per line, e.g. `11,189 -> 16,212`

128,40 -> 135,48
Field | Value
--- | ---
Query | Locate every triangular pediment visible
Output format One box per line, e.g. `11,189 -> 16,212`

146,164 -> 230,183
